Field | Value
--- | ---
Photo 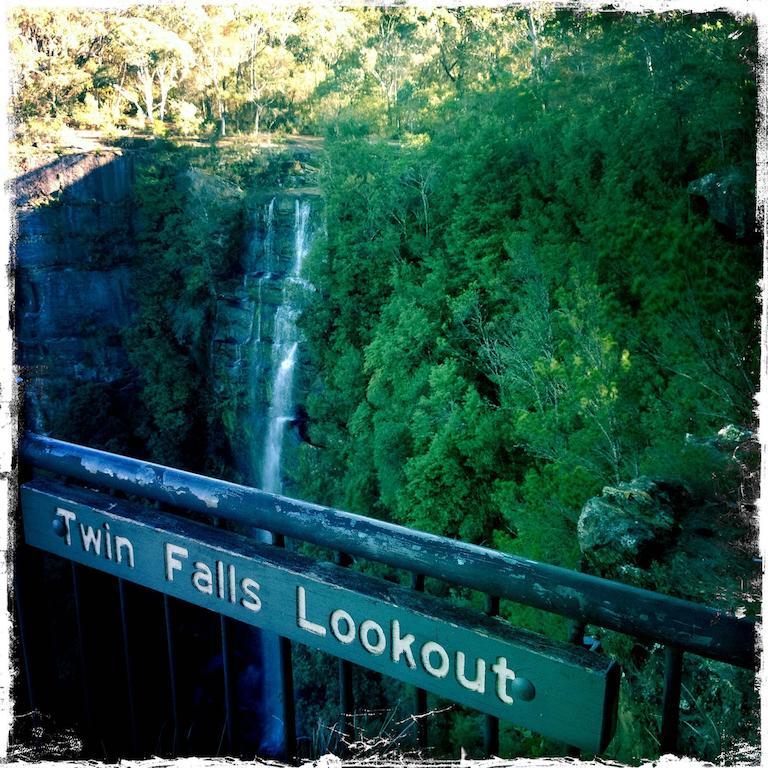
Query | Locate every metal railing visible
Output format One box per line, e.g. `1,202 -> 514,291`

16,432 -> 757,760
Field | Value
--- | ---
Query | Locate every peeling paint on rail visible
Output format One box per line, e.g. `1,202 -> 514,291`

21,432 -> 756,668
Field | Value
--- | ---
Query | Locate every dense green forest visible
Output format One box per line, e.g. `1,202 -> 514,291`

11,4 -> 760,764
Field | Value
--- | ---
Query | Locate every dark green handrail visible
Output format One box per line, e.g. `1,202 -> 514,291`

20,431 -> 756,669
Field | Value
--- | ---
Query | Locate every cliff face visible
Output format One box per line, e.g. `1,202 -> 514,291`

13,144 -> 323,486
12,143 -> 327,760
14,151 -> 138,432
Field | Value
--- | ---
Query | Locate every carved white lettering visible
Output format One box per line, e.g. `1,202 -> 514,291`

228,564 -> 236,603
330,609 -> 355,643
56,508 -> 76,546
192,561 -> 213,594
297,586 -> 326,636
456,652 -> 486,693
360,619 -> 386,655
46,510 -> 533,711
103,523 -> 112,560
491,656 -> 516,704
79,523 -> 102,555
240,577 -> 261,611
165,543 -> 188,581
114,536 -> 134,567
216,560 -> 225,599
391,620 -> 416,669
421,641 -> 450,678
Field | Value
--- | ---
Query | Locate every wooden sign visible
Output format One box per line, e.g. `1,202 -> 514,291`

22,479 -> 619,752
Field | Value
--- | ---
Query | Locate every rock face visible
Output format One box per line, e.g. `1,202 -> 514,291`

14,151 -> 138,431
577,477 -> 686,576
13,142 -> 324,484
12,142 -> 327,759
687,166 -> 755,239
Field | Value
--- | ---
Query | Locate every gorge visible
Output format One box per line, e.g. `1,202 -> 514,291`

13,140 -> 325,759
10,12 -> 761,757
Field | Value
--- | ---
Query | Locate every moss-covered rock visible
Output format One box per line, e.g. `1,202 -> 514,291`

687,166 -> 755,239
577,477 -> 686,575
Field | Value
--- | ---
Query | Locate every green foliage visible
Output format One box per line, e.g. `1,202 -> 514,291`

295,11 -> 758,761
124,144 -> 244,467
602,636 -> 759,764
21,7 -> 759,762
47,380 -> 145,456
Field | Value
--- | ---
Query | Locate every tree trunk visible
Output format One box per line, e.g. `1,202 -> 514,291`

528,8 -> 540,74
115,85 -> 144,121
158,65 -> 174,124
113,65 -> 127,121
139,66 -> 154,125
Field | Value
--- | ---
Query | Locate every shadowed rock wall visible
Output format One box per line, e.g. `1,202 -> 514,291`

14,151 -> 137,432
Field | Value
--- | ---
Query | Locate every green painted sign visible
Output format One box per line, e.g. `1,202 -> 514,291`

22,479 -> 619,752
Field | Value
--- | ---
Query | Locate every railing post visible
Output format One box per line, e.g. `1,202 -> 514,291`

411,573 -> 428,753
566,621 -> 586,759
211,517 -> 235,756
14,458 -> 39,727
279,634 -> 297,762
660,646 -> 684,755
483,594 -> 500,757
13,550 -> 38,725
117,578 -> 139,755
219,615 -> 234,755
71,562 -> 96,753
162,594 -> 178,756
273,533 -> 297,763
338,651 -> 354,750
335,552 -> 355,752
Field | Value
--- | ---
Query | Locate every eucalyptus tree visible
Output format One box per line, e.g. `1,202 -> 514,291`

356,6 -> 438,132
10,8 -> 107,123
233,7 -> 303,135
183,5 -> 245,136
110,14 -> 194,126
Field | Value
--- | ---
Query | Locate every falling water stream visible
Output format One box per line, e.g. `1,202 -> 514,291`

263,197 -> 276,272
250,197 -> 313,756
260,199 -> 312,495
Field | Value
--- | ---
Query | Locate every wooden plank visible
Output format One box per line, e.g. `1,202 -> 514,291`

22,480 -> 620,752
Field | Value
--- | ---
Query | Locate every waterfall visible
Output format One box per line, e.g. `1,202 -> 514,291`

252,272 -> 275,345
259,199 -> 312,495
260,310 -> 298,493
292,199 -> 311,278
248,197 -> 313,758
264,197 -> 276,272
245,198 -> 275,289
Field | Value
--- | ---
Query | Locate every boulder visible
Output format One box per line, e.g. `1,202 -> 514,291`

713,423 -> 753,451
577,477 -> 688,576
687,166 -> 755,239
